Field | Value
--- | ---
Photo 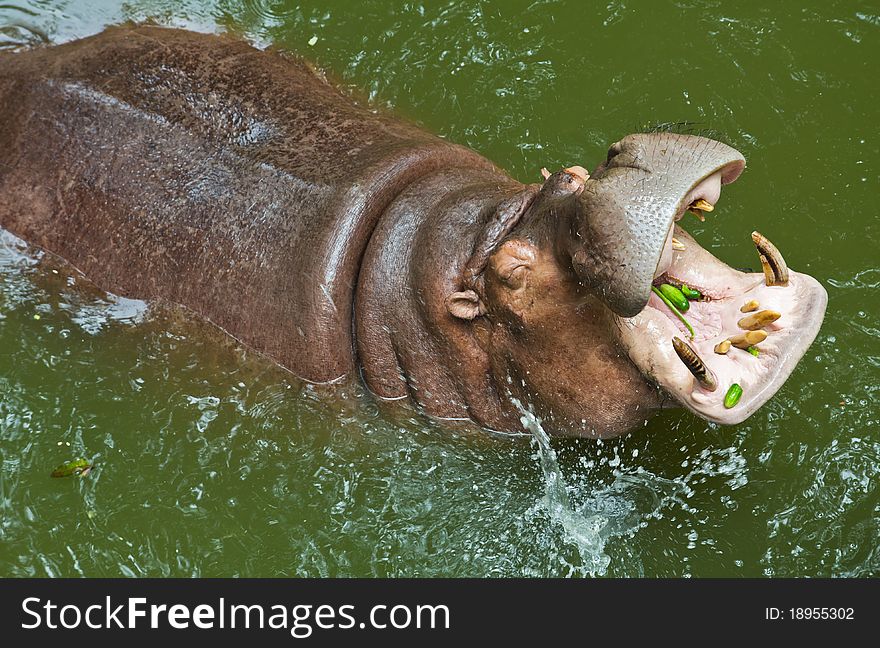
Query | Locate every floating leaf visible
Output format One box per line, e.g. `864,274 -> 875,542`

51,458 -> 93,478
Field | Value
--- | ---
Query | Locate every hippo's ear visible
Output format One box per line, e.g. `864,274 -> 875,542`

446,290 -> 486,320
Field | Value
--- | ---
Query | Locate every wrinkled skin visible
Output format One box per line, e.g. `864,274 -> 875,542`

0,26 -> 827,438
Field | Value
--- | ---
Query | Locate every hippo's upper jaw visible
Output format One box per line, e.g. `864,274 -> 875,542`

607,157 -> 828,425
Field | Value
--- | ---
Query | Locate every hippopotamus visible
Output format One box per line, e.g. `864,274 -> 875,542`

0,25 -> 827,437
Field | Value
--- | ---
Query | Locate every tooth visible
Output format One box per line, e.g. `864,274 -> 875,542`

687,199 -> 714,222
714,340 -> 731,354
672,337 -> 717,391
758,254 -> 775,286
672,237 -> 686,251
740,300 -> 759,313
729,330 -> 768,349
751,231 -> 789,286
737,309 -> 781,330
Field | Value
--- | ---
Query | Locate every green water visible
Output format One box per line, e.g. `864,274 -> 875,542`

1,0 -> 878,577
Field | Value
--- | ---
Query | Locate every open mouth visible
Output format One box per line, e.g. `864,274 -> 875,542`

615,165 -> 828,424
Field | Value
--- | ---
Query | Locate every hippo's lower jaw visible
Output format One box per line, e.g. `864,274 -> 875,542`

616,221 -> 828,425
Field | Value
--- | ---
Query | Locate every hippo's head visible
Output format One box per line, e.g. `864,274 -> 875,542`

446,133 -> 827,436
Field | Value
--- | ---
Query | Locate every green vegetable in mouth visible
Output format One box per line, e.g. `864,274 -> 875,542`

680,284 -> 702,301
724,383 -> 743,409
651,285 -> 695,339
658,283 -> 690,312
51,458 -> 93,478
747,346 -> 760,357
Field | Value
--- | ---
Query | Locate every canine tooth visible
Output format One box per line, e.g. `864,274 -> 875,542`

714,340 -> 731,355
751,231 -> 789,286
672,237 -> 686,251
740,300 -> 759,313
737,309 -> 781,330
729,330 -> 768,349
758,254 -> 775,286
672,337 -> 717,391
688,199 -> 714,221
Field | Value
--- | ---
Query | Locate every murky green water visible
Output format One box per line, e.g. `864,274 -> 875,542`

1,0 -> 877,577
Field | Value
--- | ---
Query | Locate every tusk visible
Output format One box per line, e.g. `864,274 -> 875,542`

729,330 -> 768,349
758,254 -> 775,286
751,231 -> 789,286
714,340 -> 731,355
740,299 -> 759,313
672,237 -> 686,251
737,309 -> 781,330
673,337 -> 717,391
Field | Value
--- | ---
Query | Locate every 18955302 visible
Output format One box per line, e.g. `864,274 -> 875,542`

765,607 -> 855,621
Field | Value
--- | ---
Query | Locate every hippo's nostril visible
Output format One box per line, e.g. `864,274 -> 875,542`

606,141 -> 623,162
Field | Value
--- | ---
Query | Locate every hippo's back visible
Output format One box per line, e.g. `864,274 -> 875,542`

0,26 -> 498,381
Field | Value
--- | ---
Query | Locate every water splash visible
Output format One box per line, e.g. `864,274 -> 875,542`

513,398 -> 718,577
514,398 -> 611,575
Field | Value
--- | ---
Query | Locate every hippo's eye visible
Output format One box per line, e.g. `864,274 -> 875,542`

497,261 -> 529,289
